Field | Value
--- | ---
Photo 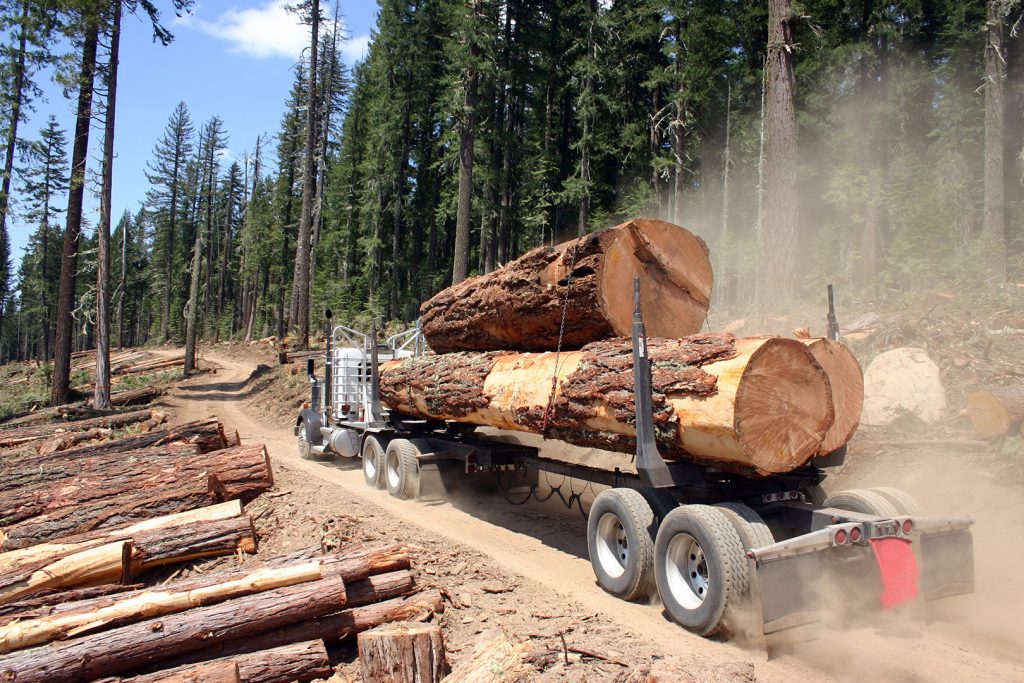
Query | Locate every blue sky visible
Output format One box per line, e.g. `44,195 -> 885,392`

8,0 -> 377,264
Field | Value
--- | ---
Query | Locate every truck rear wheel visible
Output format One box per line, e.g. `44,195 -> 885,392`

385,439 -> 421,500
823,489 -> 900,517
715,502 -> 774,551
587,488 -> 657,601
655,505 -> 746,636
867,487 -> 922,515
362,435 -> 387,489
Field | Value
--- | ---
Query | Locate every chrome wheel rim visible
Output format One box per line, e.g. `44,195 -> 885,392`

665,532 -> 708,609
595,512 -> 628,579
386,451 -> 401,490
363,448 -> 378,480
297,429 -> 308,455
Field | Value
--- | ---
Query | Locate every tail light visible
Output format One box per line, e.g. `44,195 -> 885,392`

341,403 -> 351,413
902,519 -> 914,535
834,529 -> 848,545
467,463 -> 477,473
849,526 -> 862,543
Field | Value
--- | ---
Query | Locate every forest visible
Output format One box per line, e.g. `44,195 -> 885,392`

0,0 -> 1020,408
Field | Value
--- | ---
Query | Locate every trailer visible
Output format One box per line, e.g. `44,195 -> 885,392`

295,289 -> 975,642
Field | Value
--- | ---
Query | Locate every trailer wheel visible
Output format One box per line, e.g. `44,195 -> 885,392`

654,505 -> 746,636
801,484 -> 828,506
867,487 -> 923,515
385,439 -> 421,500
823,489 -> 900,517
715,502 -> 775,551
362,435 -> 387,489
297,420 -> 313,460
587,489 -> 657,601
638,488 -> 678,526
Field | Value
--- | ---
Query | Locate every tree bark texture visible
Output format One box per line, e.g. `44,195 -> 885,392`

381,334 -> 838,476
0,515 -> 257,605
0,409 -> 162,449
358,621 -> 445,683
94,0 -> 122,411
0,576 -> 346,683
451,1 -> 480,286
420,218 -> 712,353
761,0 -> 799,305
51,11 -> 100,406
183,228 -> 203,376
116,661 -> 241,683
113,640 -> 331,683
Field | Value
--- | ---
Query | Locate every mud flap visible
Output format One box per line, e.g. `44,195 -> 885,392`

868,537 -> 918,608
919,530 -> 974,600
753,553 -> 824,645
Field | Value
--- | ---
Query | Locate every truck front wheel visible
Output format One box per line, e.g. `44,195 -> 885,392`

362,436 -> 387,489
654,505 -> 746,636
587,488 -> 657,601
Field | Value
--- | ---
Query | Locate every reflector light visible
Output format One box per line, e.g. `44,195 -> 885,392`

850,526 -> 862,543
467,464 -> 477,473
468,454 -> 478,464
341,403 -> 351,413
835,529 -> 848,545
902,519 -> 914,535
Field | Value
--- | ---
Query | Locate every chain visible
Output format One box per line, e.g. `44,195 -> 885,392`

541,240 -> 583,435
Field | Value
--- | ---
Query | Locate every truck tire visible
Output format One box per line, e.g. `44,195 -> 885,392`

823,488 -> 900,517
297,420 -> 313,460
362,435 -> 387,489
638,488 -> 678,526
587,488 -> 657,601
385,439 -> 421,500
654,505 -> 746,636
867,487 -> 922,515
801,484 -> 828,506
714,502 -> 774,550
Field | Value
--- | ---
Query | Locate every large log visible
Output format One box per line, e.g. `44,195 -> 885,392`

799,338 -> 863,454
359,621 -> 446,683
0,561 -> 321,653
0,515 -> 257,604
0,501 -> 243,575
419,218 -> 713,353
380,334 -> 835,476
0,583 -> 144,622
0,576 -> 347,683
965,386 -> 1024,437
112,640 -> 332,683
0,409 -> 163,449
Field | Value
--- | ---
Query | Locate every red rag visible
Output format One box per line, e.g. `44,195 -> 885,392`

869,536 -> 919,609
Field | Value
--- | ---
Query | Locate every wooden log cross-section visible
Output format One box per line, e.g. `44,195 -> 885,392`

965,386 -> 1024,437
381,334 -> 836,476
420,218 -> 713,352
358,621 -> 446,683
799,337 -> 864,454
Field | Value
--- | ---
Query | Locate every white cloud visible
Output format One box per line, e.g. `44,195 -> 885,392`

341,33 -> 370,64
178,1 -> 310,59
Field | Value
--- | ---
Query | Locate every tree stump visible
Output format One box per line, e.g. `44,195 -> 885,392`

357,621 -> 445,683
965,386 -> 1024,437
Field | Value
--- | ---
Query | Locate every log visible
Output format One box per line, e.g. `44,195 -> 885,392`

36,427 -> 110,455
107,386 -> 164,408
131,661 -> 240,683
139,574 -> 429,670
0,583 -> 144,622
0,515 -> 257,604
0,576 -> 347,683
799,338 -> 863,454
381,335 -> 835,476
0,501 -> 243,574
359,621 -> 446,683
0,409 -> 162,449
0,561 -> 322,653
419,218 -> 713,352
441,633 -> 531,683
114,640 -> 332,683
965,386 -> 1024,437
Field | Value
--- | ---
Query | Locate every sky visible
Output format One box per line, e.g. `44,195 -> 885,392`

8,0 -> 378,265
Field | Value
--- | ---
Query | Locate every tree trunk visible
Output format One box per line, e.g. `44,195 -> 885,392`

966,386 -> 1024,437
451,1 -> 480,286
420,218 -> 712,352
289,0 -> 319,350
0,576 -> 346,682
760,0 -> 799,307
94,0 -> 121,410
381,335 -> 837,477
358,621 -> 445,683
51,11 -> 100,406
116,214 -> 127,350
182,227 -> 203,376
984,0 -> 1007,282
0,515 -> 257,605
115,640 -> 331,683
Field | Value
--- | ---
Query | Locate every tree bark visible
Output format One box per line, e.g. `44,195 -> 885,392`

381,335 -> 837,476
358,621 -> 445,683
420,218 -> 712,352
0,576 -> 346,683
0,408 -> 161,449
760,0 -> 799,306
984,0 -> 1007,282
114,640 -> 331,683
451,1 -> 480,285
183,222 -> 203,377
94,0 -> 122,411
51,10 -> 100,406
118,661 -> 241,683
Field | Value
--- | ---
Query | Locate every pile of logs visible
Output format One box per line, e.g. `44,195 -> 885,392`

0,414 -> 445,681
11,351 -> 189,387
385,217 -> 865,478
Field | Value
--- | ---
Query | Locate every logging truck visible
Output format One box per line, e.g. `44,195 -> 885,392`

295,291 -> 975,643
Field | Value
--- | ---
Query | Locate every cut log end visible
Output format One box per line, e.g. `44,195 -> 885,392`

358,621 -> 446,683
966,387 -> 1024,438
801,338 -> 864,454
734,338 -> 835,474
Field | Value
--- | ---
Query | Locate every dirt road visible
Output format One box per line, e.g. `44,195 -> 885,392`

163,350 -> 1024,682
